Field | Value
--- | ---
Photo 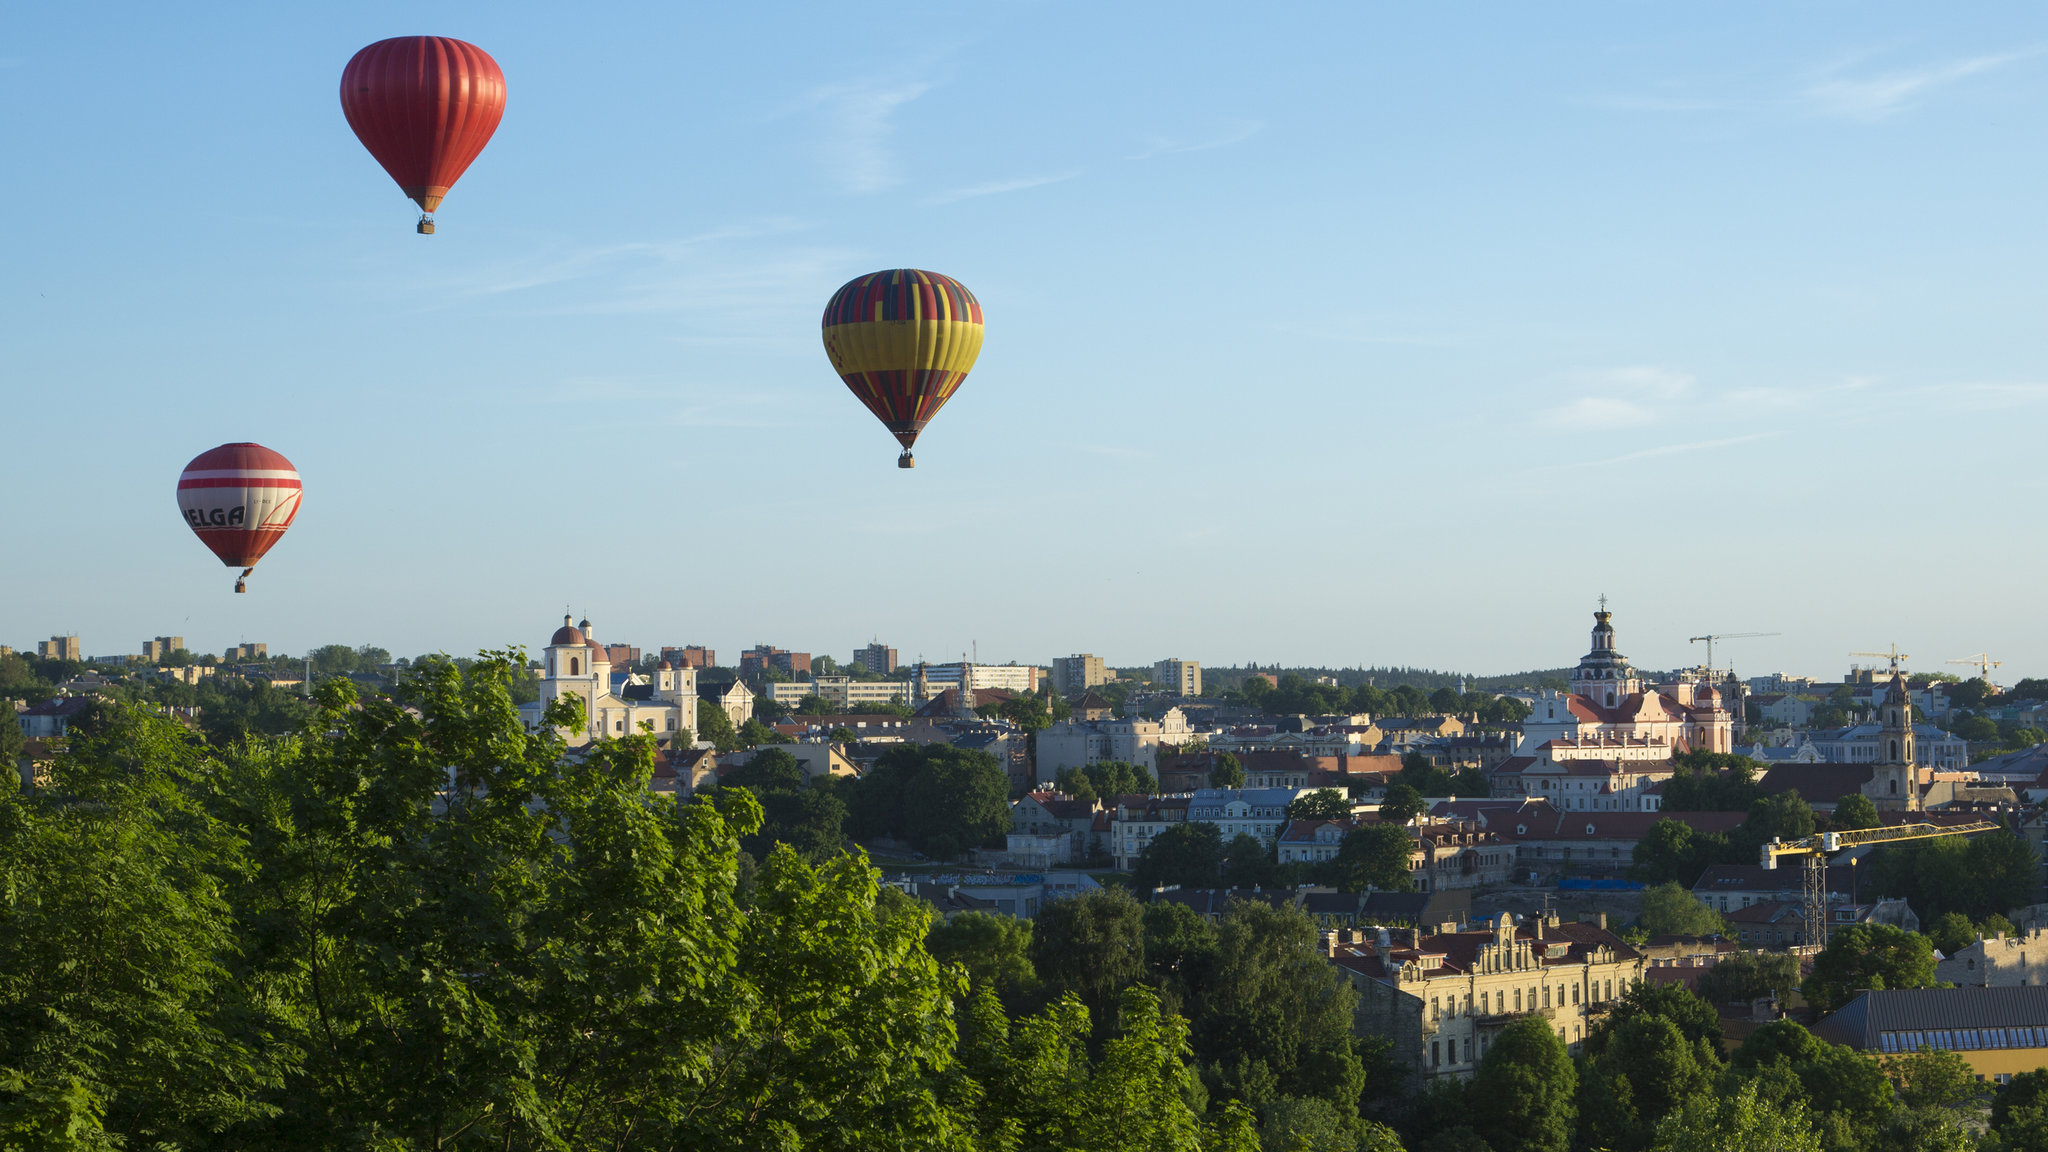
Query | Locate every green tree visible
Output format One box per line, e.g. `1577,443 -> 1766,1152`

1586,981 -> 1723,1057
1832,793 -> 1879,831
1322,824 -> 1415,893
1136,822 -> 1227,892
737,716 -> 783,747
1210,753 -> 1246,789
849,743 -> 1011,859
1637,882 -> 1729,938
1030,887 -> 1146,1026
1926,911 -> 1979,956
1142,902 -> 1220,1016
1191,901 -> 1364,1113
1056,765 -> 1102,805
1995,1069 -> 2048,1132
1697,950 -> 1801,1004
1378,784 -> 1424,826
1257,1094 -> 1404,1152
927,911 -> 1037,1004
698,696 -> 740,751
1802,923 -> 1936,1014
1579,1014 -> 1718,1152
1471,1017 -> 1576,1152
1646,1080 -> 1821,1152
793,693 -> 834,715
1728,1019 -> 1893,1150
1221,833 -> 1279,889
1629,818 -> 1736,887
1286,789 -> 1351,821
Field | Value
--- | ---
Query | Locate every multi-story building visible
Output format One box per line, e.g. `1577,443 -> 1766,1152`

762,681 -> 816,707
1517,606 -> 1734,758
604,644 -> 640,668
1491,752 -> 1674,812
1110,794 -> 1192,872
853,642 -> 898,675
1333,912 -> 1647,1082
1035,709 -> 1195,782
1013,791 -> 1107,861
661,646 -> 716,669
1051,654 -> 1108,695
141,636 -> 186,662
916,662 -> 1041,694
517,616 -> 696,745
1412,821 -> 1516,892
36,636 -> 81,661
1156,659 -> 1202,698
1814,987 -> 2048,1085
1935,927 -> 2048,988
799,676 -> 911,711
739,646 -> 810,678
1185,787 -> 1307,846
225,642 -> 267,662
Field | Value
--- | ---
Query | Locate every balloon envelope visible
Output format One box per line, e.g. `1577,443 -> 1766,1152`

177,443 -> 302,569
821,269 -> 984,456
340,36 -> 506,213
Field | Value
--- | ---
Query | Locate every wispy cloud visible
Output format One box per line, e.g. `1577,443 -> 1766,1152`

1803,49 -> 2038,120
809,80 -> 931,193
1533,432 -> 1782,473
1539,366 -> 1695,431
1596,46 -> 2040,122
926,170 -> 1082,205
1129,118 -> 1263,160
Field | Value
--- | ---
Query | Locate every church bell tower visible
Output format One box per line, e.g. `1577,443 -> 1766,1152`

1865,661 -> 1921,812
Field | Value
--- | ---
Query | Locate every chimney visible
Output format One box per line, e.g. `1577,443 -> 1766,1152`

1580,912 -> 1607,930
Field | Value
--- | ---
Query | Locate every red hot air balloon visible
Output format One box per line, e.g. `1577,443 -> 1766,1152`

340,37 -> 506,234
177,443 -> 302,593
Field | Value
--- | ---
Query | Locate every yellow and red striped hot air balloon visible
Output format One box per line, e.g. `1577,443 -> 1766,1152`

820,269 -> 984,468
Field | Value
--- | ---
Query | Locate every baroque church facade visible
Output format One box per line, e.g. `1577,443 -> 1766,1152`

1518,605 -> 1735,759
518,615 -> 698,746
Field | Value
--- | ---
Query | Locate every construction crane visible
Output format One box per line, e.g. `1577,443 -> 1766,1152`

1851,646 -> 1910,673
1947,653 -> 2003,681
1761,821 -> 2000,949
1687,632 -> 1781,675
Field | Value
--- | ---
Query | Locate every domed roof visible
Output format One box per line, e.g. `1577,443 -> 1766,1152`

657,660 -> 673,671
549,614 -> 586,646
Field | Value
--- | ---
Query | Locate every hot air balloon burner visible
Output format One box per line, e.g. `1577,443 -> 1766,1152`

235,568 -> 252,594
416,214 -> 437,235
897,451 -> 916,469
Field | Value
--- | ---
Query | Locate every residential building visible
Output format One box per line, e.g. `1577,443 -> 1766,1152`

1012,791 -> 1106,861
661,646 -> 716,669
1693,864 -> 1854,914
1186,787 -> 1307,846
1278,818 -> 1358,866
1492,753 -> 1674,812
1412,821 -> 1516,892
1378,716 -> 1468,749
1935,927 -> 2048,988
1156,659 -> 1202,697
697,676 -> 757,731
36,635 -> 81,661
1110,794 -> 1192,871
739,646 -> 810,678
1497,807 -> 1749,877
1517,606 -> 1735,757
1813,987 -> 2048,1084
917,662 -> 1042,694
807,676 -> 909,711
1724,898 -> 1920,949
518,616 -> 697,745
1800,720 -> 1969,773
1333,912 -> 1647,1081
736,743 -> 860,781
141,636 -> 186,662
1036,709 -> 1195,782
16,697 -> 92,740
1051,654 -> 1108,695
603,644 -> 640,668
762,681 -> 818,707
853,642 -> 898,675
225,642 -> 267,661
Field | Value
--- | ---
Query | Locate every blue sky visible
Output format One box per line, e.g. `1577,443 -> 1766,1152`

4,2 -> 2045,681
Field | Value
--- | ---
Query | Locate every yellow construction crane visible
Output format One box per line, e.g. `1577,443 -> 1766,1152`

1851,646 -> 1909,673
1761,821 -> 2001,949
1687,631 -> 1781,675
1947,653 -> 2002,680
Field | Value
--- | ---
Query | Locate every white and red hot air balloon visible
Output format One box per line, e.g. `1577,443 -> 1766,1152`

176,443 -> 302,593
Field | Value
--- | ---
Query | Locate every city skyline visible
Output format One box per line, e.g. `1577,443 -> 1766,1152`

6,3 -> 2048,678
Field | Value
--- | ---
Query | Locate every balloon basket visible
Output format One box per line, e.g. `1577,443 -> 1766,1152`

897,452 -> 915,469
417,215 -> 436,235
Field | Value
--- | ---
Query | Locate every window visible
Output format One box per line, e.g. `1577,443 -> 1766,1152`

570,657 -> 580,675
1540,985 -> 1549,1008
1432,1041 -> 1440,1068
1481,992 -> 1490,1015
1572,984 -> 1580,1005
1515,988 -> 1522,1011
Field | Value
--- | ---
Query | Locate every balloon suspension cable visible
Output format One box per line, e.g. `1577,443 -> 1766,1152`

416,213 -> 436,235
235,567 -> 253,594
897,451 -> 916,469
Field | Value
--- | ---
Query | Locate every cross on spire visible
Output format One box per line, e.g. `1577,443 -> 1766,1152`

1598,593 -> 1608,612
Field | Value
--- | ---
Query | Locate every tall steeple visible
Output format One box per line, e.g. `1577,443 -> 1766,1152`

1570,597 -> 1643,707
1864,651 -> 1921,812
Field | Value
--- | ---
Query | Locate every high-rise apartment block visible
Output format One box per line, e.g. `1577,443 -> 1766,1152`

661,646 -> 716,669
225,643 -> 267,662
853,642 -> 899,675
740,646 -> 810,677
1051,654 -> 1107,695
142,636 -> 186,662
37,636 -> 81,661
604,645 -> 640,668
1156,659 -> 1202,697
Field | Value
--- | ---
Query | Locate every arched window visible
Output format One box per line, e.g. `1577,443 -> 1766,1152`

1890,779 -> 1899,795
570,656 -> 581,675
1890,740 -> 1899,760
